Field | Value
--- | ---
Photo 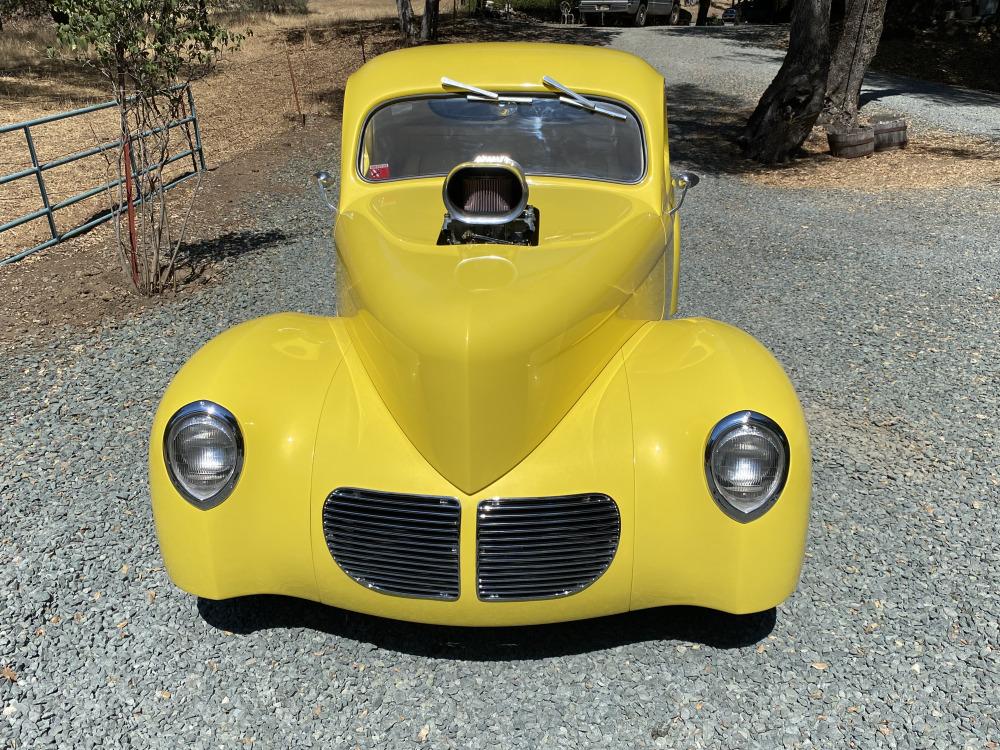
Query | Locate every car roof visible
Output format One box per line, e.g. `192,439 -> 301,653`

345,42 -> 664,114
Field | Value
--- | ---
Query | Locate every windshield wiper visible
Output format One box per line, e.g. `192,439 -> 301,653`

467,94 -> 535,104
441,76 -> 499,100
542,76 -> 627,120
442,78 -> 532,105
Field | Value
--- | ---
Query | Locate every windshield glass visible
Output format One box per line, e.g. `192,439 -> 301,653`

359,95 -> 645,184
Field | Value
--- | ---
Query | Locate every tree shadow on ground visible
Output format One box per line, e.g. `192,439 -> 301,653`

284,16 -> 618,48
861,72 -> 1000,109
312,86 -> 346,116
439,16 -> 619,44
176,228 -> 289,279
667,82 -> 765,176
198,595 -> 775,658
658,23 -> 789,50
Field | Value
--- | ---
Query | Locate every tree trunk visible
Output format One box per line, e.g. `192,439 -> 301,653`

420,0 -> 440,40
822,0 -> 889,128
696,0 -> 711,24
396,0 -> 417,40
741,0 -> 832,163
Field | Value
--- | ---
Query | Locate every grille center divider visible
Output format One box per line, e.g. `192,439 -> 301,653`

323,488 -> 620,602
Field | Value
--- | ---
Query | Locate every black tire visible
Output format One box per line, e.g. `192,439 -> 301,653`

634,3 -> 647,26
668,4 -> 680,24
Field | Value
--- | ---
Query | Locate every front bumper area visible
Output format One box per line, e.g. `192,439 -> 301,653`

150,314 -> 810,626
578,0 -> 639,14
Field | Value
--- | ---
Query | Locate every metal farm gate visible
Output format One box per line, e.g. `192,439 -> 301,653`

0,84 -> 205,265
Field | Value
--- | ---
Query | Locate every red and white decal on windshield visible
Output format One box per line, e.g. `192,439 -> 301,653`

367,163 -> 391,180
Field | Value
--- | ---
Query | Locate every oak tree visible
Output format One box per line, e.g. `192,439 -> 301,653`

742,0 -> 833,163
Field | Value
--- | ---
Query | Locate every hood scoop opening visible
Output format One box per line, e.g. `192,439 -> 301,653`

437,156 -> 539,246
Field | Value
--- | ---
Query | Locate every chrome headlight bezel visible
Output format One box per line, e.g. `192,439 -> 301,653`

704,411 -> 790,523
163,400 -> 244,510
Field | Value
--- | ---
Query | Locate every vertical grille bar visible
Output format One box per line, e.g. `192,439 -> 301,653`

323,487 -> 461,600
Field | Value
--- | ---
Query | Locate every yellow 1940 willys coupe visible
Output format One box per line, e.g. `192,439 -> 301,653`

150,43 -> 810,626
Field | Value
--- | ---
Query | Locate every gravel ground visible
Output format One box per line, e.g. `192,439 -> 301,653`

3,28 -> 1000,750
618,25 -> 1000,137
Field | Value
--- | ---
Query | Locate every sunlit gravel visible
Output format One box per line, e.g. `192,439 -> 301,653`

2,27 -> 999,750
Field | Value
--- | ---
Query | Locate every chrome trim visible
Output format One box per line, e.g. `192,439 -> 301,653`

476,493 -> 620,601
313,170 -> 338,214
668,170 -> 700,216
441,76 -> 499,100
704,411 -> 790,524
356,92 -> 648,186
443,157 -> 529,226
323,487 -> 461,601
543,76 -> 628,120
163,400 -> 244,511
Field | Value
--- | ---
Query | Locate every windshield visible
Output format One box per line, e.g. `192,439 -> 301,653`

359,95 -> 645,184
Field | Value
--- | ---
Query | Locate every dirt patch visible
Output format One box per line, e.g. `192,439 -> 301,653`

746,126 -> 1000,191
0,116 -> 341,352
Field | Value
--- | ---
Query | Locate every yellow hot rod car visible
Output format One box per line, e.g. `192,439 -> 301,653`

150,43 -> 810,626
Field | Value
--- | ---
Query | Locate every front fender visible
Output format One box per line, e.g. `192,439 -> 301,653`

149,313 -> 348,600
625,318 -> 811,613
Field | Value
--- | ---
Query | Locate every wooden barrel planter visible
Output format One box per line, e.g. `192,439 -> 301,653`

827,127 -> 875,159
871,116 -> 908,151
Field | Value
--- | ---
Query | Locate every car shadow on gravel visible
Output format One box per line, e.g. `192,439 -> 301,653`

198,596 -> 775,658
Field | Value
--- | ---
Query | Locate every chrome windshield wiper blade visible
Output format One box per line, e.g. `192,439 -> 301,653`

466,94 -> 535,104
542,75 -> 627,120
441,76 -> 499,100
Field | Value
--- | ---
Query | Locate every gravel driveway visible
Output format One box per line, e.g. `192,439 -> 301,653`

2,27 -> 999,750
617,25 -> 1000,137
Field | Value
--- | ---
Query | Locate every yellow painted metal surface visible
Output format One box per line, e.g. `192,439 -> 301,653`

150,316 -> 810,625
336,43 -> 672,493
150,43 -> 811,626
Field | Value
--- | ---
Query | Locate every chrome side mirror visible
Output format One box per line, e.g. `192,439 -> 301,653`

314,171 -> 338,214
668,171 -> 700,217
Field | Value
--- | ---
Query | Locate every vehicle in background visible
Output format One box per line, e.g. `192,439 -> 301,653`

578,0 -> 684,27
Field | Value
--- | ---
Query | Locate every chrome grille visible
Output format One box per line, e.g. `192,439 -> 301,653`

322,487 -> 461,600
476,494 -> 620,601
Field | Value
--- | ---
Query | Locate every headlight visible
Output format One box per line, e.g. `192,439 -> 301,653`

164,401 -> 244,509
705,411 -> 789,522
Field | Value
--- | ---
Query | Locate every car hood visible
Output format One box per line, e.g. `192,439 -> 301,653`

334,179 -> 667,494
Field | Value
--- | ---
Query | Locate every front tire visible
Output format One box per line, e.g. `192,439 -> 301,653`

634,3 -> 647,25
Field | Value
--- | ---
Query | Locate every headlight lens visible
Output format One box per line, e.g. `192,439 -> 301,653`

164,401 -> 244,508
705,411 -> 789,522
